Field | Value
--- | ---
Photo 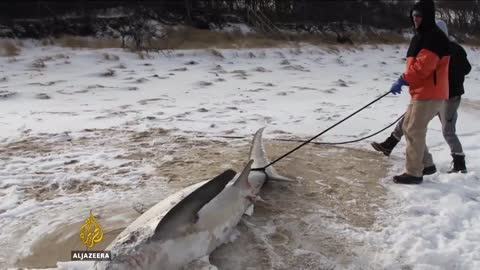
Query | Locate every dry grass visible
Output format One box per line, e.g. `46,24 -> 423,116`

286,32 -> 337,45
23,27 -> 414,53
286,29 -> 408,46
142,26 -> 284,50
461,35 -> 480,47
53,36 -> 122,49
47,30 -> 281,51
0,39 -> 22,57
12,27 -> 473,56
361,30 -> 409,44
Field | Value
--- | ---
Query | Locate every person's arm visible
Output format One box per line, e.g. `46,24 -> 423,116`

402,48 -> 440,84
460,46 -> 472,75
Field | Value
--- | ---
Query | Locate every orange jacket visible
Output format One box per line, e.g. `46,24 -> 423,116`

402,48 -> 449,100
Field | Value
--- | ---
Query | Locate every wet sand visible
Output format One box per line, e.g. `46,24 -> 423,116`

210,142 -> 389,269
12,131 -> 389,269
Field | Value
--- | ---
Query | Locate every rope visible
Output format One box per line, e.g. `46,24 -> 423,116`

253,91 -> 391,170
273,113 -> 404,146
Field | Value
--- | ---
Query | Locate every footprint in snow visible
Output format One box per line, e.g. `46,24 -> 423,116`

197,81 -> 213,87
275,51 -> 286,58
231,70 -> 248,76
151,74 -> 169,79
87,84 -> 107,89
29,80 -> 65,86
74,89 -> 89,94
277,91 -> 294,96
100,69 -> 116,77
247,88 -> 265,92
115,64 -> 127,69
254,67 -> 271,72
170,67 -> 188,72
282,65 -> 310,72
293,86 -> 318,91
137,98 -> 168,105
35,93 -> 51,99
321,88 -> 337,94
231,70 -> 249,79
102,53 -> 120,61
135,78 -> 149,83
0,90 -> 17,99
334,79 -> 349,87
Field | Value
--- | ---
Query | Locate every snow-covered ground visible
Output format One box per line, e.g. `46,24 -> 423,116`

0,41 -> 479,269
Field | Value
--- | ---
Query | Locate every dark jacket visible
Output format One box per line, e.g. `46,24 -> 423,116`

448,41 -> 471,98
402,0 -> 450,100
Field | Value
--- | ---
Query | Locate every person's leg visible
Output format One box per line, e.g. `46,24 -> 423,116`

422,146 -> 437,175
402,107 -> 436,174
442,96 -> 464,154
371,115 -> 404,156
421,101 -> 446,176
395,100 -> 443,183
392,117 -> 405,140
441,96 -> 467,173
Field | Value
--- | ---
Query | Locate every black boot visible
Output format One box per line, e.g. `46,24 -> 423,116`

371,134 -> 399,156
423,165 -> 437,176
393,173 -> 423,184
448,154 -> 467,173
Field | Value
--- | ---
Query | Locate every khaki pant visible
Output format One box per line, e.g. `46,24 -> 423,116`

402,100 -> 445,177
392,96 -> 464,156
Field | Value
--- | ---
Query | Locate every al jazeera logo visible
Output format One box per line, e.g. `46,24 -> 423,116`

71,210 -> 111,261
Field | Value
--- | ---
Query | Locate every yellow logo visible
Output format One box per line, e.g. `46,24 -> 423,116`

79,210 -> 104,248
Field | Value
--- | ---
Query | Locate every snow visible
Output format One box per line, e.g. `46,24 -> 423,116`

217,23 -> 254,34
1,40 -> 479,269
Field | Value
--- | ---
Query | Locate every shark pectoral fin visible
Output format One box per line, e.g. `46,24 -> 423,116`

233,159 -> 254,188
152,169 -> 237,241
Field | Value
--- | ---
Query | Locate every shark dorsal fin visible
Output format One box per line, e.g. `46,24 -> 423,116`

151,169 -> 237,241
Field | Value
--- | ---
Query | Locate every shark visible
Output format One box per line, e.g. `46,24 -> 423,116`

57,127 -> 292,270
